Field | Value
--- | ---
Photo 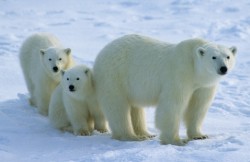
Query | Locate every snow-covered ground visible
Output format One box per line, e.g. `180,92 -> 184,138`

0,0 -> 250,161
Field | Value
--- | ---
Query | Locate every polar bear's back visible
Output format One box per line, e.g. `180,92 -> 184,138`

94,34 -> 206,74
93,35 -> 208,106
94,34 -> 175,77
94,35 -> 177,105
96,34 -> 172,64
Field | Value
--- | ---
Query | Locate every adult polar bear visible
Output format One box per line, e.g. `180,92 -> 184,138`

93,34 -> 237,145
20,33 -> 75,116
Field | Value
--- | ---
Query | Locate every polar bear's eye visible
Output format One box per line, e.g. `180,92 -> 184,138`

67,78 -> 69,80
59,58 -> 62,61
49,58 -> 52,61
76,77 -> 80,80
227,56 -> 230,59
212,56 -> 216,60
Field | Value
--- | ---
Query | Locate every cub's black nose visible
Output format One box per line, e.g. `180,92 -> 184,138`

220,66 -> 227,75
69,85 -> 75,91
53,66 -> 58,72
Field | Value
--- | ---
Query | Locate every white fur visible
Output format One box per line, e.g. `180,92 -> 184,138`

19,33 -> 75,115
93,34 -> 237,145
49,65 -> 108,135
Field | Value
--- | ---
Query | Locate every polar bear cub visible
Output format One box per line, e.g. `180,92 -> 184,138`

19,33 -> 75,116
93,34 -> 237,145
49,65 -> 108,135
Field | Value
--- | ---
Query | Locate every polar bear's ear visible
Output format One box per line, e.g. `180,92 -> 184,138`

40,49 -> 45,55
196,47 -> 205,57
61,70 -> 65,76
64,48 -> 71,55
229,46 -> 237,56
84,68 -> 89,75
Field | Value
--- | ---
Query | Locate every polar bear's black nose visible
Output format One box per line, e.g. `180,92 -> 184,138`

220,66 -> 227,75
69,85 -> 75,91
53,66 -> 58,72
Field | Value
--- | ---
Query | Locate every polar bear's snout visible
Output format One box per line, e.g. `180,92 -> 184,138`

53,66 -> 59,72
69,85 -> 75,92
219,66 -> 227,75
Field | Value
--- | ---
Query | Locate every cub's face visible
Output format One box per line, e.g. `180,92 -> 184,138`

61,65 -> 91,98
196,44 -> 237,78
40,47 -> 71,82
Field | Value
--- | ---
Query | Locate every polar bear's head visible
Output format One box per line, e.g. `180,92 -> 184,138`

195,43 -> 237,85
61,65 -> 92,99
40,47 -> 71,82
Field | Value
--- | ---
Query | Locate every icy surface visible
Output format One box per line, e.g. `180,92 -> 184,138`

0,0 -> 250,161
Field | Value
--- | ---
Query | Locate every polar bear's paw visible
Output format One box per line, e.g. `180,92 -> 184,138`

136,132 -> 156,140
61,126 -> 73,133
192,135 -> 208,140
38,108 -> 48,116
160,138 -> 187,146
29,98 -> 37,107
96,128 -> 108,133
187,132 -> 208,140
112,134 -> 146,141
74,129 -> 91,136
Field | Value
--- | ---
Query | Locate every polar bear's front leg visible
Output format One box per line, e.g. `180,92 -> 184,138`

100,95 -> 142,141
184,86 -> 217,140
29,97 -> 37,107
66,104 -> 91,136
22,72 -> 36,107
131,107 -> 155,139
35,88 -> 50,116
28,82 -> 37,107
93,113 -> 108,133
156,92 -> 189,146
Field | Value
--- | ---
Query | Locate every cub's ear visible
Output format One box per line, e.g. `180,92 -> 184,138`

196,47 -> 205,57
84,68 -> 89,75
64,48 -> 71,55
229,46 -> 237,56
61,70 -> 65,76
40,49 -> 45,55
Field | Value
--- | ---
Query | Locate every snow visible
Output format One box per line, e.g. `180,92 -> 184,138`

0,0 -> 250,161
